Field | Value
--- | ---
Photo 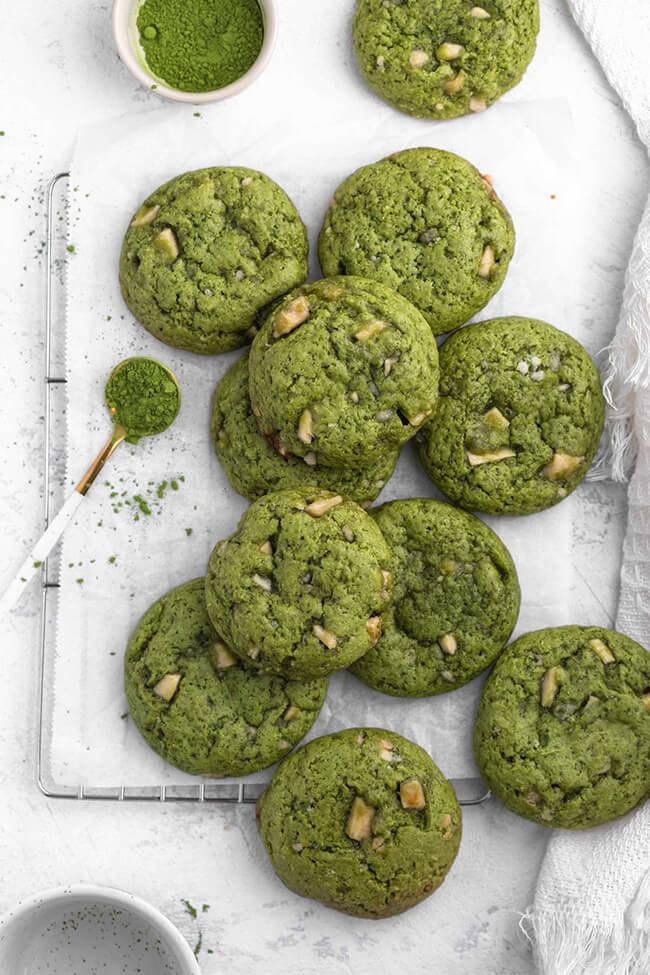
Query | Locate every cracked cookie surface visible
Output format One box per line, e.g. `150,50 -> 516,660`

125,579 -> 328,776
204,489 -> 393,680
474,626 -> 650,829
416,317 -> 605,515
353,0 -> 539,120
257,728 -> 461,917
248,276 -> 439,468
119,167 -> 308,355
318,148 -> 514,334
350,499 -> 520,696
211,351 -> 399,503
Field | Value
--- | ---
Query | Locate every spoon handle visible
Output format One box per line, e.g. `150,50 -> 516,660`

0,491 -> 85,619
0,427 -> 127,620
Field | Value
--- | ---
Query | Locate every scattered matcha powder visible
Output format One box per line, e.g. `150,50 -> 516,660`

103,474 -> 186,520
182,899 -> 198,919
133,494 -> 152,516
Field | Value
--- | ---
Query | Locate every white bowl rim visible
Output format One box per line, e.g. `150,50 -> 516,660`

112,0 -> 278,104
0,883 -> 201,973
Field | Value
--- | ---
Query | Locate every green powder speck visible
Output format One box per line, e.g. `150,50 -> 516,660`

134,495 -> 152,516
67,244 -> 75,253
182,899 -> 197,919
104,357 -> 180,444
185,528 -> 192,536
137,0 -> 264,94
105,473 -> 184,520
33,561 -> 42,568
76,578 -> 84,585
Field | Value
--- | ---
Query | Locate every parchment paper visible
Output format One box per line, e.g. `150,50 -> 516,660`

55,100 -> 578,788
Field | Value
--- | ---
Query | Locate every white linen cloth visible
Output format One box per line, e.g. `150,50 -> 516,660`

528,2 -> 650,973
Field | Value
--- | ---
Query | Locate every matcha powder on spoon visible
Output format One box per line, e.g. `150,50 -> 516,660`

137,0 -> 265,93
105,357 -> 181,444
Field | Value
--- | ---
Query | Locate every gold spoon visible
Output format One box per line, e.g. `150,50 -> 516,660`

0,357 -> 181,618
77,356 -> 181,494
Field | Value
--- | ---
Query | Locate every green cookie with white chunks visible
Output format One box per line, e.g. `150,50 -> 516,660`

474,626 -> 650,829
350,499 -> 520,696
119,166 -> 309,355
257,728 -> 462,918
353,0 -> 540,120
124,579 -> 328,777
318,148 -> 515,335
248,276 -> 439,469
205,488 -> 393,681
210,351 -> 400,504
416,317 -> 605,515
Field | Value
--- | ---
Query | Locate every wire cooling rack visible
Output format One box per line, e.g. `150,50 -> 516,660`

37,172 -> 491,807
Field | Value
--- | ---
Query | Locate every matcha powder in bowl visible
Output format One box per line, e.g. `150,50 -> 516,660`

136,0 -> 265,94
105,357 -> 181,444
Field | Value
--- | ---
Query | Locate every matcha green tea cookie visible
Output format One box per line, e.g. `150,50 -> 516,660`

248,277 -> 439,468
125,579 -> 328,776
318,149 -> 514,334
474,627 -> 650,829
211,352 -> 400,503
353,0 -> 540,120
205,488 -> 393,680
350,499 -> 520,696
257,728 -> 461,918
119,167 -> 308,355
416,317 -> 605,515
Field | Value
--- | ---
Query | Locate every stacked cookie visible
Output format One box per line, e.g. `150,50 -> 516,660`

213,273 -> 441,504
124,578 -> 329,778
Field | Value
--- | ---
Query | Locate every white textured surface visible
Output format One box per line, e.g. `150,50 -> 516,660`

0,1 -> 647,972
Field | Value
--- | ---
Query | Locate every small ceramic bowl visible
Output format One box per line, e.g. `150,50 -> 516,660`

0,884 -> 201,973
112,0 -> 278,104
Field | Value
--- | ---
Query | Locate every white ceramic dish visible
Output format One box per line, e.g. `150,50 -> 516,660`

0,884 -> 201,973
112,0 -> 278,104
